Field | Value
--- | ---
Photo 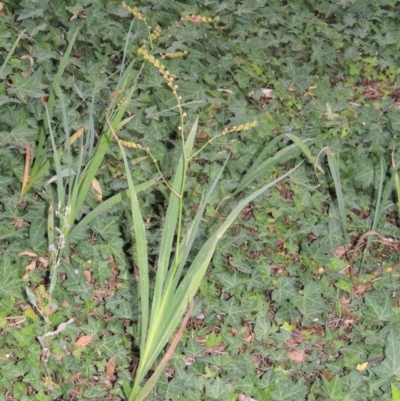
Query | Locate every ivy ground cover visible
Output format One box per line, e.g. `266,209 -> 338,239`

0,0 -> 400,400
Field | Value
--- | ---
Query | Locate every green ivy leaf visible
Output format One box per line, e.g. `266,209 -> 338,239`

204,378 -> 231,400
363,291 -> 395,324
93,260 -> 112,288
0,254 -> 23,298
271,277 -> 297,304
254,316 -> 271,342
292,281 -> 326,321
321,376 -> 344,401
372,331 -> 400,379
90,215 -> 121,240
218,297 -> 253,327
7,68 -> 48,100
82,386 -> 105,399
270,379 -> 307,401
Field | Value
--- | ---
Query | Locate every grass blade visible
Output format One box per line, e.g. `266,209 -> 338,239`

149,118 -> 199,332
130,163 -> 303,399
285,133 -> 324,173
117,139 -> 150,386
0,29 -> 25,78
68,179 -> 158,242
24,28 -> 79,195
326,149 -> 348,242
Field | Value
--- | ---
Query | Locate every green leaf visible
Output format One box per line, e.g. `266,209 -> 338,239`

292,281 -> 326,319
271,379 -> 307,401
89,215 -> 121,240
322,204 -> 346,252
0,254 -> 23,298
363,291 -> 395,324
82,386 -> 105,399
24,205 -> 47,251
271,277 -> 297,304
391,382 -> 400,401
98,235 -> 125,266
68,281 -> 93,299
254,316 -> 271,342
7,67 -> 48,100
373,331 -> 400,379
322,376 -> 344,401
93,260 -> 112,288
218,297 -> 253,327
113,299 -> 137,320
354,157 -> 375,189
204,378 -> 231,400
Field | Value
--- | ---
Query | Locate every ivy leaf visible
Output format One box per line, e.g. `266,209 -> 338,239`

98,236 -> 125,266
321,205 -> 345,253
213,272 -> 245,292
0,254 -> 23,298
7,68 -> 48,101
93,260 -> 112,288
89,216 -> 121,240
112,299 -> 137,320
363,291 -> 395,324
254,316 -> 271,342
271,277 -> 297,304
68,281 -> 93,299
204,378 -> 231,400
218,297 -> 253,327
24,205 -> 47,252
292,281 -> 326,321
82,386 -> 105,399
270,379 -> 307,401
354,156 -> 375,189
321,376 -> 344,401
372,331 -> 400,379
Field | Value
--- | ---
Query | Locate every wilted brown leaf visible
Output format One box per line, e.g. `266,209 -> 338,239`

287,348 -> 306,363
107,357 -> 117,380
91,178 -> 102,202
18,251 -> 38,257
356,361 -> 368,372
75,336 -> 93,347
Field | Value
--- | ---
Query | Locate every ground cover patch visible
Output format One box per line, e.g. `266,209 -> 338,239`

0,0 -> 399,400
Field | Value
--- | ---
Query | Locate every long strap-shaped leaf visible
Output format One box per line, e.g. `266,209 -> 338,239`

68,179 -> 158,242
24,28 -> 79,195
130,162 -> 303,400
118,140 -> 150,357
146,118 -> 198,348
123,116 -> 302,400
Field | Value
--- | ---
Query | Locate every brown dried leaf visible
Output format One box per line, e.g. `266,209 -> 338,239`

75,335 -> 93,347
286,348 -> 306,363
352,281 -> 373,297
107,357 -> 117,380
91,178 -> 102,202
83,270 -> 91,283
18,251 -> 38,257
25,260 -> 36,271
356,361 -> 368,372
38,257 -> 48,267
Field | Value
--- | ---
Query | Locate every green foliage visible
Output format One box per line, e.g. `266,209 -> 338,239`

0,0 -> 399,400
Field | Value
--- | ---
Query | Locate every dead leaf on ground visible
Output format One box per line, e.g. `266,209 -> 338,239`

356,361 -> 368,371
239,394 -> 259,401
18,251 -> 38,257
107,357 -> 117,380
91,178 -> 102,202
75,335 -> 93,347
83,270 -> 92,283
287,348 -> 306,363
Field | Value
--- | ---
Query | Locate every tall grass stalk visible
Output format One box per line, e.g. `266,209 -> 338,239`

115,116 -> 301,400
24,25 -> 156,327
